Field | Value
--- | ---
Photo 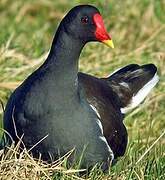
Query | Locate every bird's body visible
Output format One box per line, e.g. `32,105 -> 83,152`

1,5 -> 159,169
79,63 -> 158,159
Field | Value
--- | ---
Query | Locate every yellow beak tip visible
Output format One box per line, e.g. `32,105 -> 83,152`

102,40 -> 114,49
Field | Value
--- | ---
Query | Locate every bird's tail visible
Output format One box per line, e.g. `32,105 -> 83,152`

102,64 -> 159,114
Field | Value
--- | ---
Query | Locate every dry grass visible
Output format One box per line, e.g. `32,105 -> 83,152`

0,144 -> 86,180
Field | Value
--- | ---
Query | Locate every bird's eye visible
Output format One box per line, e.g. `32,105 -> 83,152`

81,16 -> 88,24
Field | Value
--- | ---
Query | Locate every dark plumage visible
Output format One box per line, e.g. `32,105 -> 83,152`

79,63 -> 158,159
1,5 -> 159,169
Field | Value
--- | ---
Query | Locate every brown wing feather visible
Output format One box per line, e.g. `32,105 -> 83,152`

78,72 -> 128,158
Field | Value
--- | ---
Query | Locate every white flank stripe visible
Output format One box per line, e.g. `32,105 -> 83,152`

121,73 -> 159,114
90,104 -> 101,119
89,104 -> 114,160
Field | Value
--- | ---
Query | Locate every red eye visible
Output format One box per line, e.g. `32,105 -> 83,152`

81,16 -> 88,24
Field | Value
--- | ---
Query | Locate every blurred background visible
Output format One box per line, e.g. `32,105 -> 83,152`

0,0 -> 164,178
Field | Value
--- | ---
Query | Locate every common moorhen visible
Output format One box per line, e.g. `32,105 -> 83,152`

1,5 -> 159,169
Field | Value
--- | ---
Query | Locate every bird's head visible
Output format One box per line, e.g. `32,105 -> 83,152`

61,5 -> 114,48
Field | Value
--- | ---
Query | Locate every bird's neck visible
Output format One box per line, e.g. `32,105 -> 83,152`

43,28 -> 84,83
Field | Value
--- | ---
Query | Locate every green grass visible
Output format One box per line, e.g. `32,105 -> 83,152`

0,0 -> 165,179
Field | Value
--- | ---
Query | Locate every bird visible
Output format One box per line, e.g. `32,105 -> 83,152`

0,5 -> 159,170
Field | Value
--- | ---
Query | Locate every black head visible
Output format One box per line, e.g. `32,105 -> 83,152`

59,5 -> 114,48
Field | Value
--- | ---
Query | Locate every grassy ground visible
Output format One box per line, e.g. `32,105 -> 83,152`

0,0 -> 165,179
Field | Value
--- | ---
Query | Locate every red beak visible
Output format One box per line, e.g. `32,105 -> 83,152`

93,13 -> 114,48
